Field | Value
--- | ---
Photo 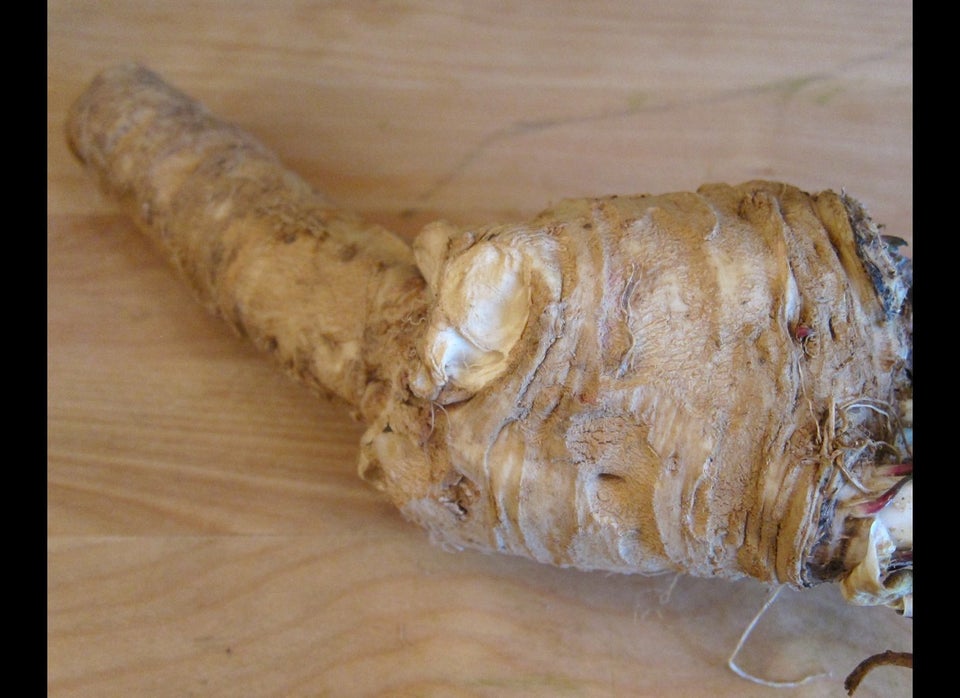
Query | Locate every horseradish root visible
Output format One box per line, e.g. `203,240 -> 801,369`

67,63 -> 913,669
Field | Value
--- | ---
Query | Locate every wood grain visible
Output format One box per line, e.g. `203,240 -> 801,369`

48,2 -> 912,696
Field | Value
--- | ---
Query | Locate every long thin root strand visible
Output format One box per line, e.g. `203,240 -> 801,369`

844,650 -> 913,695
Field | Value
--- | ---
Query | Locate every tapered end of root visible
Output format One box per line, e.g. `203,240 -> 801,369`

67,63 -> 430,413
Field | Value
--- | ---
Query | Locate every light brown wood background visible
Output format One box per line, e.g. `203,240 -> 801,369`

48,2 -> 913,696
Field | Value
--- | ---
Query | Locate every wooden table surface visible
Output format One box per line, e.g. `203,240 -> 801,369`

48,3 -> 912,696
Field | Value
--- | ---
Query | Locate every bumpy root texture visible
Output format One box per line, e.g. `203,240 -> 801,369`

66,63 -> 427,422
68,66 -> 912,619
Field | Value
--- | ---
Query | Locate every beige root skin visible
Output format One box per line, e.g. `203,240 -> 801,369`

66,64 -> 427,419
68,65 -> 912,615
369,189 -> 912,610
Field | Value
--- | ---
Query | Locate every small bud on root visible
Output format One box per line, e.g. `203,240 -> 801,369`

67,64 -> 913,685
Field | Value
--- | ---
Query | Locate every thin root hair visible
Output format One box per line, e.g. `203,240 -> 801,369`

727,585 -> 830,689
